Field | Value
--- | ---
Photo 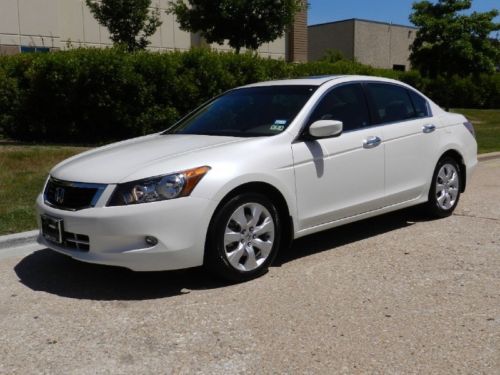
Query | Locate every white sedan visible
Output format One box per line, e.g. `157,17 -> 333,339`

37,75 -> 477,281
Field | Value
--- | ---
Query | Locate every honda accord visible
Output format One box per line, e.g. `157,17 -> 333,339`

37,75 -> 477,281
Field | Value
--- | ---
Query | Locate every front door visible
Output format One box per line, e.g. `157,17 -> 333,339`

292,83 -> 386,231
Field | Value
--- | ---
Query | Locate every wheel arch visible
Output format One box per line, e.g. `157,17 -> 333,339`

206,182 -> 295,256
439,149 -> 467,192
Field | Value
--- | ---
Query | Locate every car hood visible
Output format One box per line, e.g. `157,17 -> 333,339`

51,133 -> 246,183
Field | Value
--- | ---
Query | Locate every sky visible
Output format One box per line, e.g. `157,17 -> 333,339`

308,0 -> 500,30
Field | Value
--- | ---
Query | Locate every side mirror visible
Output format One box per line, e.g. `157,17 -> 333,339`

308,120 -> 343,139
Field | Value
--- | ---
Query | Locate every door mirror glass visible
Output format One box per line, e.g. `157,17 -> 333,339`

309,120 -> 343,138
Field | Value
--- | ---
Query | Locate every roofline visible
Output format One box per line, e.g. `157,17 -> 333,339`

239,75 -> 412,89
308,18 -> 418,30
240,75 -> 346,88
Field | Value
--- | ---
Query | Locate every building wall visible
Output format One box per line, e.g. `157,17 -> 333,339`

308,19 -> 416,70
353,20 -> 416,71
308,20 -> 354,62
0,0 -> 304,60
288,5 -> 308,62
0,0 -> 59,49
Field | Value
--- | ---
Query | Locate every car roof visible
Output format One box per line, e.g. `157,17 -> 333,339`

241,75 -> 403,88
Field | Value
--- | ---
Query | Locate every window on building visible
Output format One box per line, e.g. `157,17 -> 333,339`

392,64 -> 406,72
366,83 -> 416,124
21,46 -> 50,53
308,83 -> 371,132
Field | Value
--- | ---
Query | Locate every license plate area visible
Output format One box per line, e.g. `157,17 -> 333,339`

41,215 -> 64,244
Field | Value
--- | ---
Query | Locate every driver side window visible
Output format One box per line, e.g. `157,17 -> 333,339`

309,83 -> 371,132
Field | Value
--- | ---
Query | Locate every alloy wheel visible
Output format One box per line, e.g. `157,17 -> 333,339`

223,203 -> 275,272
435,163 -> 459,210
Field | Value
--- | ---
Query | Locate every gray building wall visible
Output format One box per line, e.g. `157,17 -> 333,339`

0,0 -> 305,61
308,20 -> 354,61
309,19 -> 417,71
0,0 -> 192,52
354,19 -> 416,70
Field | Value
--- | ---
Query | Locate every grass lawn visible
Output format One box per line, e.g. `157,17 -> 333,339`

0,108 -> 498,236
0,144 -> 88,235
452,108 -> 500,154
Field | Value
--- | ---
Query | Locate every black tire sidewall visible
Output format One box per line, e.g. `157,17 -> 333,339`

205,193 -> 282,282
427,157 -> 461,218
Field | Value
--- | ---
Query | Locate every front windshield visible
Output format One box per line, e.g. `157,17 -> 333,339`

164,85 -> 317,137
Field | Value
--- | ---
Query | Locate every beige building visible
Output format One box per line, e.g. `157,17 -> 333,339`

0,0 -> 307,61
309,18 -> 417,71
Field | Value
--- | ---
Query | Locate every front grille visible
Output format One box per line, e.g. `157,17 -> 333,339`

45,230 -> 90,252
44,177 -> 106,211
63,232 -> 90,252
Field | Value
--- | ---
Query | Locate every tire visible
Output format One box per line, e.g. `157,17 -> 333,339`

425,156 -> 462,218
204,193 -> 281,282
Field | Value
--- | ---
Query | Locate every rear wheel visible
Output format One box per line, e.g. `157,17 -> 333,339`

425,157 -> 461,218
205,193 -> 281,282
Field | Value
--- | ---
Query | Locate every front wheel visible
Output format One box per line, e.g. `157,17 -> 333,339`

204,193 -> 281,282
425,157 -> 462,218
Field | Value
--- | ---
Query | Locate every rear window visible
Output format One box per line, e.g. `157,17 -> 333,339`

367,83 -> 416,124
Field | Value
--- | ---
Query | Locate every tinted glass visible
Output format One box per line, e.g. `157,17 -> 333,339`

165,86 -> 317,137
367,83 -> 416,124
408,90 -> 430,118
308,83 -> 370,132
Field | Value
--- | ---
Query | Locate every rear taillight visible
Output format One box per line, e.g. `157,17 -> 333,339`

463,121 -> 475,138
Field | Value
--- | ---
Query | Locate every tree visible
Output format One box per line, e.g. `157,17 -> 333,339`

86,0 -> 162,51
409,0 -> 499,78
168,0 -> 305,53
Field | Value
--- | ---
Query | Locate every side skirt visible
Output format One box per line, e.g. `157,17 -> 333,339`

294,196 -> 428,239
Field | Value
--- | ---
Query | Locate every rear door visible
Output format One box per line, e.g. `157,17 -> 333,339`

365,83 -> 439,205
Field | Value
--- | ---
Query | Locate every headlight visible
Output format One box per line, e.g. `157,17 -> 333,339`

108,166 -> 210,206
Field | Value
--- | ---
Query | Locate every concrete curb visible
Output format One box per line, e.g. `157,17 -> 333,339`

478,151 -> 500,162
0,230 -> 39,250
0,230 -> 43,261
0,151 -> 499,255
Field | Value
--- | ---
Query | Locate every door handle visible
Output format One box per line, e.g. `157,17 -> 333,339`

423,124 -> 436,134
363,136 -> 382,149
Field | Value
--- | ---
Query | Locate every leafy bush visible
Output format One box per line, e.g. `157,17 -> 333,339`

0,69 -> 20,136
400,72 -> 500,110
0,48 -> 498,144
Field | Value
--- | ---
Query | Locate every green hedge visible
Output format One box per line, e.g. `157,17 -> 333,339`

0,48 -> 498,143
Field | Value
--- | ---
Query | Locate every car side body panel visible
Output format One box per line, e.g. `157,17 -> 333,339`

382,117 -> 441,206
292,126 -> 385,231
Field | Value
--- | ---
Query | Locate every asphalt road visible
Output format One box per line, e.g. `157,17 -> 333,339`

1,159 -> 499,374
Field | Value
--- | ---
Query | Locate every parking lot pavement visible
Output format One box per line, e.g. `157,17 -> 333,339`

0,159 -> 499,374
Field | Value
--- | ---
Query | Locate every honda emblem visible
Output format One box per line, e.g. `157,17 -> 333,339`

54,187 -> 65,204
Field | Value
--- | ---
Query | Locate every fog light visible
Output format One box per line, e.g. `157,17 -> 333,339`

145,236 -> 158,246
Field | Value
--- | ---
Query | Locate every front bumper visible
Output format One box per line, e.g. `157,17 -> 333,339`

36,194 -> 217,271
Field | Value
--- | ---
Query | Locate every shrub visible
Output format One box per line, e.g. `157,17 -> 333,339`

0,48 -> 498,144
0,68 -> 20,137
